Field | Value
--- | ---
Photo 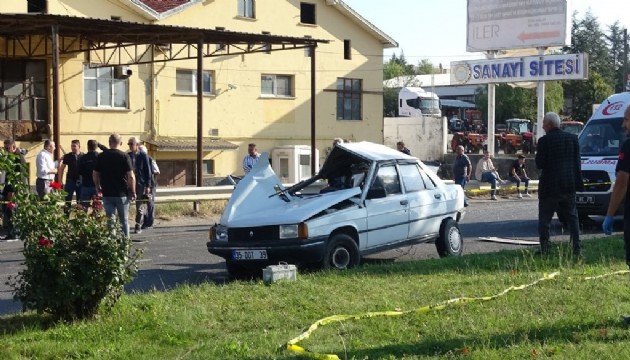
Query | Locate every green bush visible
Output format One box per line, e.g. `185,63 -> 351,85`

3,152 -> 142,321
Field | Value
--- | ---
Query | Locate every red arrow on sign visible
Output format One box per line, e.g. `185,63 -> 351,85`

517,31 -> 561,42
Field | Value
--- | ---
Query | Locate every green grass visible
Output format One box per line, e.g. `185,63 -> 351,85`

153,200 -> 227,219
2,237 -> 630,359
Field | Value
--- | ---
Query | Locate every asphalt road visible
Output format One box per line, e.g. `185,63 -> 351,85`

0,195 -> 608,316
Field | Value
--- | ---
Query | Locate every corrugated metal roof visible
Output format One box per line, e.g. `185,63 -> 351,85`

143,137 -> 238,152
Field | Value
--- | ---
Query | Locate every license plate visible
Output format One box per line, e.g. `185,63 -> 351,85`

232,249 -> 268,260
575,195 -> 594,204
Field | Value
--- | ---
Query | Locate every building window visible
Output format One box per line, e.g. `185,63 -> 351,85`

176,69 -> 214,95
344,39 -> 352,60
300,3 -> 316,24
237,0 -> 255,18
27,0 -> 47,13
336,78 -> 362,120
261,74 -> 293,97
83,64 -> 129,109
202,160 -> 215,175
262,31 -> 271,54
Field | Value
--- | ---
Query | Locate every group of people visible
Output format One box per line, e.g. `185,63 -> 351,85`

453,111 -> 583,257
1,133 -> 161,240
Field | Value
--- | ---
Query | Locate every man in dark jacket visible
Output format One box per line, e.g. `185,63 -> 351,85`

535,111 -> 583,256
77,140 -> 107,210
127,137 -> 152,234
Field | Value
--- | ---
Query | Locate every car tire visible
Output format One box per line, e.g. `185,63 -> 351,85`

321,233 -> 360,270
225,260 -> 257,280
435,218 -> 463,257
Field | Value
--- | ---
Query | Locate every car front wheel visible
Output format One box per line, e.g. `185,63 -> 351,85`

321,234 -> 360,270
436,218 -> 463,257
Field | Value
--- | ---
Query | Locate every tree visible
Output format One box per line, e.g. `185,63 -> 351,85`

606,21 -> 628,93
474,81 -> 564,126
416,59 -> 434,75
565,71 -> 613,120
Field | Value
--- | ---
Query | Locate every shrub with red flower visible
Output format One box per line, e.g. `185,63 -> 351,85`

37,237 -> 52,248
6,202 -> 16,211
50,181 -> 63,190
4,156 -> 142,321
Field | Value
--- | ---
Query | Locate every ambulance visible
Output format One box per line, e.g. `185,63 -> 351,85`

576,92 -> 629,219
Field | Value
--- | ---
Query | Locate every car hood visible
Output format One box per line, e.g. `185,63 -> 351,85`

220,153 -> 361,227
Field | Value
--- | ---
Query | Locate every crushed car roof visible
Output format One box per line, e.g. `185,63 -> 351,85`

336,141 -> 414,161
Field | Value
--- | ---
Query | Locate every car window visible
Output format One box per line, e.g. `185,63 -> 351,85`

419,168 -> 436,190
374,165 -> 401,196
399,164 -> 424,192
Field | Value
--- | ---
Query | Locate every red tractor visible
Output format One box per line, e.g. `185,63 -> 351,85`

496,119 -> 535,154
560,121 -> 584,135
451,131 -> 488,153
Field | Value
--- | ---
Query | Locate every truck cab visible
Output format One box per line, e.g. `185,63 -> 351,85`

398,87 -> 441,117
576,92 -> 629,219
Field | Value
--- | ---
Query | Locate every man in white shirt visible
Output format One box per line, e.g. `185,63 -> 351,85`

242,143 -> 260,175
36,140 -> 57,199
475,150 -> 504,201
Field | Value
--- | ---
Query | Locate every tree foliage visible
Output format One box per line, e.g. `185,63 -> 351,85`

562,11 -> 627,120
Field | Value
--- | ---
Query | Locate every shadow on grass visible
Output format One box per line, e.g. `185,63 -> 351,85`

272,318 -> 630,360
349,236 -> 627,278
126,261 -> 228,293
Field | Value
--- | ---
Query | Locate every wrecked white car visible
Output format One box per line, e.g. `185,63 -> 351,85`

208,141 -> 466,277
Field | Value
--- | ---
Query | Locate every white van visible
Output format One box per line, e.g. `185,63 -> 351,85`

576,92 -> 630,219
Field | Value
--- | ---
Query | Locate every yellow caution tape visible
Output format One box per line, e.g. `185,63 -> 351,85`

584,269 -> 629,280
284,272 -> 559,359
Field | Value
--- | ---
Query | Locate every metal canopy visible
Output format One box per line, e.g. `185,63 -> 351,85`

0,13 -> 325,182
0,14 -> 327,65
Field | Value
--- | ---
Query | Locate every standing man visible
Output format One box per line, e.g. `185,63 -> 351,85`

535,112 -> 583,256
396,141 -> 411,155
603,106 -> 630,267
35,140 -> 57,199
58,139 -> 83,212
77,140 -> 101,209
242,143 -> 260,175
127,137 -> 152,234
139,145 -> 159,229
93,133 -> 136,237
2,139 -> 26,240
452,145 -> 471,206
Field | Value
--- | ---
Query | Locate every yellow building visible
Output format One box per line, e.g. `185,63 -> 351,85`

0,0 -> 396,186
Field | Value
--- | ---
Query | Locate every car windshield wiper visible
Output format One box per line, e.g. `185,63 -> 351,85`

269,184 -> 291,202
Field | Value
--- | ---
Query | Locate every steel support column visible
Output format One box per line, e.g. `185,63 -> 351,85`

310,44 -> 316,176
51,24 -> 61,160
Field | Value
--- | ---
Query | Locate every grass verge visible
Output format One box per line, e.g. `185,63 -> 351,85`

2,236 -> 630,359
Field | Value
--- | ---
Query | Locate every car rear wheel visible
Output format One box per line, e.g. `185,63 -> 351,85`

436,218 -> 463,257
321,234 -> 360,270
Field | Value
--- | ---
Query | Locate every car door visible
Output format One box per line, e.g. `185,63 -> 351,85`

400,163 -> 446,240
365,164 -> 409,248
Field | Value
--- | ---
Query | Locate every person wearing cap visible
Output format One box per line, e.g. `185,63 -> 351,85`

509,154 -> 531,198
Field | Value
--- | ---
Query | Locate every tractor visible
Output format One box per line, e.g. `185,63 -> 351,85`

496,118 -> 535,154
560,121 -> 584,135
451,131 -> 488,153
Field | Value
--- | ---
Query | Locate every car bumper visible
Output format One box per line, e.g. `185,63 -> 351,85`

207,237 -> 328,264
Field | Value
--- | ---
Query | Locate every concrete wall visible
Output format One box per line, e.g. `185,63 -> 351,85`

384,116 -> 444,161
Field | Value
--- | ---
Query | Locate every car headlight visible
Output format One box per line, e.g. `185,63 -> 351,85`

279,223 -> 308,239
210,225 -> 228,242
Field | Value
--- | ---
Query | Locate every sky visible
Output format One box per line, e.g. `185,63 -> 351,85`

342,0 -> 630,68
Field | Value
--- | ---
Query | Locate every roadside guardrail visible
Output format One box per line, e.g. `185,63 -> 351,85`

154,180 -> 539,203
